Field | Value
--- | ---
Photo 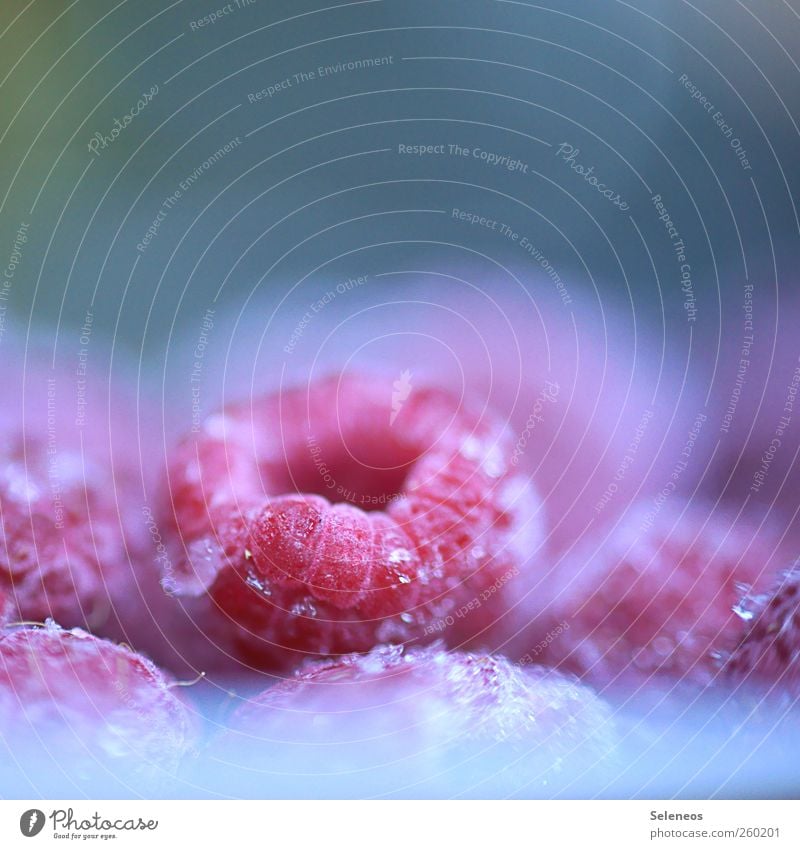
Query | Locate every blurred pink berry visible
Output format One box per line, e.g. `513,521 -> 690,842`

202,644 -> 617,797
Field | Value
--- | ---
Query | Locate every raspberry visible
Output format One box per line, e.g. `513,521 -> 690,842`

0,588 -> 9,626
510,503 -> 782,691
0,623 -> 197,796
0,432 -> 128,628
726,569 -> 800,700
160,374 -> 542,670
0,337 -> 195,678
200,645 -> 617,797
0,343 -> 154,640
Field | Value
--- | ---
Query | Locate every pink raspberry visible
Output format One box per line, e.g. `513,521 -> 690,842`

0,431 -> 131,628
169,284 -> 711,558
0,340 -> 155,641
0,588 -> 9,626
726,568 -> 800,701
0,336 -> 195,678
160,373 -> 542,670
0,623 -> 197,795
201,645 -> 617,797
509,503 -> 783,692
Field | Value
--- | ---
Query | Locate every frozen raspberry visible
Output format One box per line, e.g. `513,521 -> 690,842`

160,373 -> 542,670
200,645 -> 617,797
0,335 -> 191,678
0,338 -> 155,641
0,432 -> 131,628
509,503 -> 783,692
0,622 -> 197,795
726,568 -> 800,701
168,284 -> 711,559
0,588 -> 9,626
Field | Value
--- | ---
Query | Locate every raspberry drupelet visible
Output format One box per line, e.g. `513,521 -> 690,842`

160,373 -> 543,670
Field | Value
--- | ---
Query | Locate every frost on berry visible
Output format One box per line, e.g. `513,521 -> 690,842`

510,503 -> 782,692
726,568 -> 800,702
0,623 -> 197,796
159,374 -> 543,670
0,346 -> 156,643
0,435 -> 129,628
200,645 -> 617,797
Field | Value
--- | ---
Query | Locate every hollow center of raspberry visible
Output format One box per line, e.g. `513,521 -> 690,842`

282,447 -> 414,511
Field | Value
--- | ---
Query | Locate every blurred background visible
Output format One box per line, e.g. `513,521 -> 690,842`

1,0 -> 797,347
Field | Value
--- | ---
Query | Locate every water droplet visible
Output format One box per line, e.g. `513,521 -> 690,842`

733,601 -> 754,622
245,573 -> 272,597
363,643 -> 404,672
290,598 -> 317,618
388,548 -> 412,565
